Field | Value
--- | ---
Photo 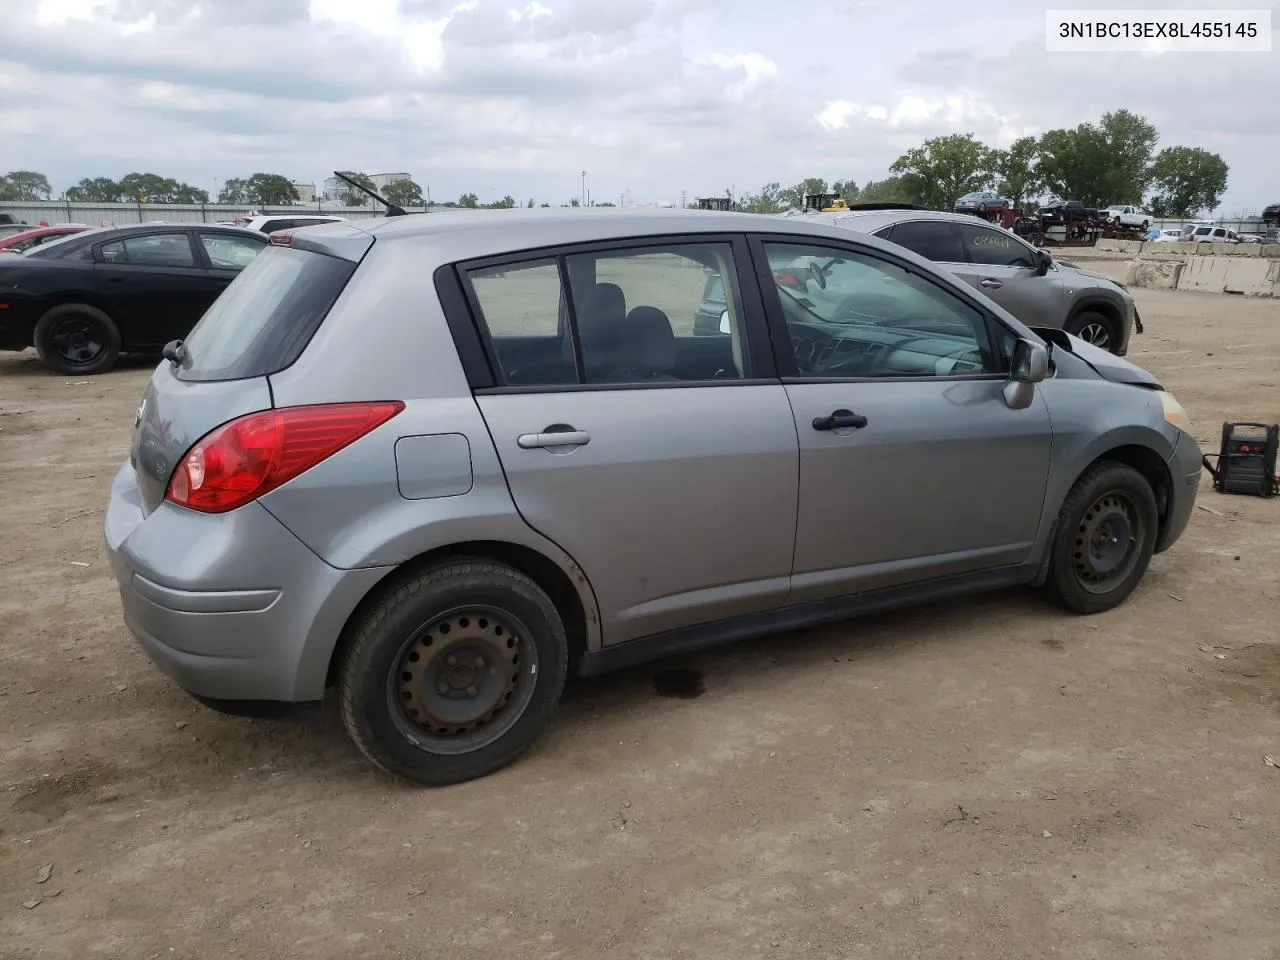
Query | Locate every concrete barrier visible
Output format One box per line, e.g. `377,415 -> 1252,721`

1125,259 -> 1184,289
1173,256 -> 1280,296
1125,255 -> 1280,296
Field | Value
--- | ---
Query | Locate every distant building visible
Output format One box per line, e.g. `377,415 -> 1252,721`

292,181 -> 316,203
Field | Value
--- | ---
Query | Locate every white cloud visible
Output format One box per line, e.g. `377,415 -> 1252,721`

2,0 -> 1277,211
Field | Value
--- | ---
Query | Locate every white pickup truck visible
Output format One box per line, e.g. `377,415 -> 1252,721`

1103,205 -> 1151,229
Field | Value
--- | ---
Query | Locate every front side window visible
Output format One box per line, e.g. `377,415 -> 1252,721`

763,241 -> 996,379
98,232 -> 196,267
956,223 -> 1038,269
465,242 -> 752,387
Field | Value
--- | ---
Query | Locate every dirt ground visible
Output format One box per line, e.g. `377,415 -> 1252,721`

2,262 -> 1279,960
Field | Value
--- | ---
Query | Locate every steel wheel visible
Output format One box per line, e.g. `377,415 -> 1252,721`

387,605 -> 538,756
48,316 -> 107,369
1072,492 -> 1143,594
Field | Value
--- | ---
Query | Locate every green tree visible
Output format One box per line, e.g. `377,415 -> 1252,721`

743,181 -> 784,213
777,177 -> 830,210
335,171 -> 376,206
856,176 -> 913,203
245,173 -> 300,206
116,172 -> 205,204
383,179 -> 424,206
889,133 -> 993,210
1038,109 -> 1158,206
0,170 -> 53,201
458,192 -> 479,208
526,198 -> 535,208
831,178 -> 857,200
219,177 -> 249,204
65,177 -> 122,202
990,135 -> 1042,208
568,197 -> 581,207
1145,146 -> 1229,218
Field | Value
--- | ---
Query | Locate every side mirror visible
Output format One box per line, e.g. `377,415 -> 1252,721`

719,310 -> 731,335
1003,338 -> 1048,410
1034,249 -> 1053,276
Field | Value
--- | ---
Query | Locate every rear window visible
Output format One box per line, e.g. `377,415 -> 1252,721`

176,245 -> 356,382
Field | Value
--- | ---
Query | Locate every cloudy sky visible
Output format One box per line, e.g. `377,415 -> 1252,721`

2,0 -> 1277,211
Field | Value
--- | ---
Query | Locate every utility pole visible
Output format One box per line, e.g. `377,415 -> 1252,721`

681,189 -> 686,209
581,170 -> 586,207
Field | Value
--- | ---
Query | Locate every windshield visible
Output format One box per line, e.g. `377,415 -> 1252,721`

177,245 -> 356,381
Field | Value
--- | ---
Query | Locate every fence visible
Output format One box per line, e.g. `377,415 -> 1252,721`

0,200 -> 419,226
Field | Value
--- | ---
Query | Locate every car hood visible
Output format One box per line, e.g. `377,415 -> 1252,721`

1031,327 -> 1161,388
1057,262 -> 1123,288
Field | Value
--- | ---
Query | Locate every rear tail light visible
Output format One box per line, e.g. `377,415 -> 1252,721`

270,230 -> 293,245
165,401 -> 404,513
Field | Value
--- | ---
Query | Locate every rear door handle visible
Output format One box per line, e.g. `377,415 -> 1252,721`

979,278 -> 1003,289
812,409 -> 868,431
517,427 -> 591,449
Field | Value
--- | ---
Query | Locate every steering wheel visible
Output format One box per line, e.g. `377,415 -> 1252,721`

809,260 -> 827,290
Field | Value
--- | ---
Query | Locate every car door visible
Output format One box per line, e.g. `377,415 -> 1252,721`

196,231 -> 267,292
93,231 -> 222,348
750,234 -> 1052,606
460,236 -> 799,645
947,220 -> 1068,328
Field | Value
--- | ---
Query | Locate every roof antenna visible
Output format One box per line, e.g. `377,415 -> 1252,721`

332,171 -> 408,217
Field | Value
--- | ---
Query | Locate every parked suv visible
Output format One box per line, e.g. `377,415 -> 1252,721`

105,210 -> 1200,786
802,208 -> 1140,354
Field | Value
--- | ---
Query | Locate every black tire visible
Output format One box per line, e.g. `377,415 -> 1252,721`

33,303 -> 121,375
1065,309 -> 1118,353
1140,220 -> 1149,231
1043,461 -> 1159,614
978,203 -> 987,214
339,559 -> 568,786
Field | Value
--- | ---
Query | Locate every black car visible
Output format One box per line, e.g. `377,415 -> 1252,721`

1262,202 -> 1280,226
0,223 -> 267,374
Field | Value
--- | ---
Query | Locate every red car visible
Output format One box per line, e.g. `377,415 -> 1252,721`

0,224 -> 91,255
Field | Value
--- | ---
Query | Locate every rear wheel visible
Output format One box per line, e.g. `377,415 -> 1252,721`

1065,310 -> 1118,352
339,559 -> 568,786
33,304 -> 121,375
1043,461 -> 1158,614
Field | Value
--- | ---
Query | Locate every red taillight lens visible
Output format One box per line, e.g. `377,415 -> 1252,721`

165,401 -> 404,513
269,230 -> 294,245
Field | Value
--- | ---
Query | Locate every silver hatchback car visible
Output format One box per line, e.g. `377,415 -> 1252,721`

105,209 -> 1201,785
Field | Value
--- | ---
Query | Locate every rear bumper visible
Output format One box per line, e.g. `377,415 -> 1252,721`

1155,429 -> 1202,554
104,461 -> 392,702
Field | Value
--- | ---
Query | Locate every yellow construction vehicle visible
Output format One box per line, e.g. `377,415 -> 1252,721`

803,192 -> 850,213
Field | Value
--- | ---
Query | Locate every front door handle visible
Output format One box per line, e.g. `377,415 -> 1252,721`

517,426 -> 591,449
812,409 -> 868,431
979,278 -> 1003,289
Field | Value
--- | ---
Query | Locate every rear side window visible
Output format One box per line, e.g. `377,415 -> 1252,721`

176,245 -> 356,382
99,233 -> 196,267
882,221 -> 966,263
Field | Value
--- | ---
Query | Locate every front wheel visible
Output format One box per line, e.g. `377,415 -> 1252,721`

1065,310 -> 1118,353
1043,462 -> 1159,614
339,559 -> 569,786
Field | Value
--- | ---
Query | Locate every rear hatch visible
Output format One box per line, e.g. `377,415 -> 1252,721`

130,228 -> 372,513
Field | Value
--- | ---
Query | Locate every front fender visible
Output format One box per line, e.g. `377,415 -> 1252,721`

1029,379 -> 1176,572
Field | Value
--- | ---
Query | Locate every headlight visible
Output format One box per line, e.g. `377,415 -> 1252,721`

1157,390 -> 1191,431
